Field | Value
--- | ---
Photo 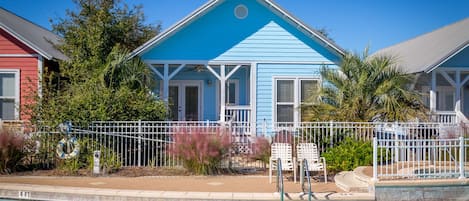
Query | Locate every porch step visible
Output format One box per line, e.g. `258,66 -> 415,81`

334,167 -> 371,193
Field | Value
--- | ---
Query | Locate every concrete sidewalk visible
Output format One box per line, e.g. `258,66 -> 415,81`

0,176 -> 374,200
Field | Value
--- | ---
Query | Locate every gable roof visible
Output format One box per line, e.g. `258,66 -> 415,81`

0,7 -> 67,61
374,17 -> 469,74
130,0 -> 345,58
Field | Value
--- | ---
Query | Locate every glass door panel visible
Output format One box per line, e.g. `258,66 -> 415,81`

185,86 -> 199,121
169,86 -> 179,120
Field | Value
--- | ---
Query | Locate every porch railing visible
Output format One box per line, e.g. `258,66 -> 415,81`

432,111 -> 457,123
225,105 -> 251,123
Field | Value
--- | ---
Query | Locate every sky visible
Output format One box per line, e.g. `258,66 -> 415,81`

1,0 -> 468,53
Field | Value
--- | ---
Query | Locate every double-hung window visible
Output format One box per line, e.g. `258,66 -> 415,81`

0,70 -> 19,120
274,78 -> 319,122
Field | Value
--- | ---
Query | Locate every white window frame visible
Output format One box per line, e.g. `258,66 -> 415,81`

273,76 -> 320,123
0,69 -> 20,120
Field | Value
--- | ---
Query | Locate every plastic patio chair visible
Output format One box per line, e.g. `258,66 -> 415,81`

297,143 -> 327,183
269,143 -> 296,183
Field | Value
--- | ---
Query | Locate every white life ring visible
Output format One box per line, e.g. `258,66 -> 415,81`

56,137 -> 80,159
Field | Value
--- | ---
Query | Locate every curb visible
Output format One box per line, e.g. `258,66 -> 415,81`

0,182 -> 375,201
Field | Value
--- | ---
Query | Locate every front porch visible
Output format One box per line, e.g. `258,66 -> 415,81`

416,68 -> 469,123
146,62 -> 253,122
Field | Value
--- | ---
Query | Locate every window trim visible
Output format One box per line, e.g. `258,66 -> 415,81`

273,76 -> 321,123
0,69 -> 20,120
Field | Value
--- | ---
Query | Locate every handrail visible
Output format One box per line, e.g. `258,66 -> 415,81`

300,159 -> 312,201
456,110 -> 469,124
276,158 -> 284,201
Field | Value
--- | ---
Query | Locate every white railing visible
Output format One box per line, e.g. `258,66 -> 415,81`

432,111 -> 457,123
373,137 -> 468,181
32,121 -> 468,170
456,110 -> 469,123
225,105 -> 251,122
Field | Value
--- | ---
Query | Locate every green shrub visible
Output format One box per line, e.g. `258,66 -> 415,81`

0,130 -> 26,173
322,137 -> 372,173
57,137 -> 121,175
169,128 -> 231,175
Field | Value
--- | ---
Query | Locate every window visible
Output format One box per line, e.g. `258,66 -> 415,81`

300,80 -> 319,121
421,86 -> 455,111
225,80 -> 239,105
0,70 -> 19,120
276,80 -> 294,122
274,78 -> 320,122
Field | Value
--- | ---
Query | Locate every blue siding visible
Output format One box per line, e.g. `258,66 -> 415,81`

441,46 -> 469,67
215,21 -> 334,62
142,0 -> 341,123
141,0 -> 340,63
256,63 -> 326,123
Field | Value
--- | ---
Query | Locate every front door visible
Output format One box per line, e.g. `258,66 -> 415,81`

168,81 -> 202,121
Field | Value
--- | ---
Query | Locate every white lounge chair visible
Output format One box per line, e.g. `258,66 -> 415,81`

269,143 -> 296,183
297,143 -> 327,183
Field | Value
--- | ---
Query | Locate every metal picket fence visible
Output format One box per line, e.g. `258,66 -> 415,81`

27,120 -> 467,171
373,137 -> 469,181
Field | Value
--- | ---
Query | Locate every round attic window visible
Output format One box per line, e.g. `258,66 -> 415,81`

234,4 -> 248,19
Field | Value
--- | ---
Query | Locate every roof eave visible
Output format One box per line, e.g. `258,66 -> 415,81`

0,23 -> 53,60
130,0 -> 346,59
424,41 -> 469,73
129,0 -> 220,59
263,0 -> 345,57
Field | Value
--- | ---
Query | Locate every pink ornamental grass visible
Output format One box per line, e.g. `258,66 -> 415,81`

169,128 -> 231,175
0,130 -> 26,173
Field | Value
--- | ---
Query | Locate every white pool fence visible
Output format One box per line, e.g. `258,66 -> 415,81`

7,120 -> 468,180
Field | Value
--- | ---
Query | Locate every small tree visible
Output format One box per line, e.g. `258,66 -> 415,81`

303,49 -> 427,122
27,0 -> 166,124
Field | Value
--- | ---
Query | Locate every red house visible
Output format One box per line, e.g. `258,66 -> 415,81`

0,7 -> 66,121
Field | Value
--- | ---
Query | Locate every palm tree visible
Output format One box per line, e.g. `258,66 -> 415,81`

101,46 -> 155,91
303,49 -> 427,122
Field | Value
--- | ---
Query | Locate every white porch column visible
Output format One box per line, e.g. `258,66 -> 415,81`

455,70 -> 461,112
250,63 -> 257,124
163,64 -> 169,104
220,65 -> 226,122
430,71 -> 437,112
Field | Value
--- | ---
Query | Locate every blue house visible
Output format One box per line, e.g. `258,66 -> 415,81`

375,17 -> 469,123
130,0 -> 344,123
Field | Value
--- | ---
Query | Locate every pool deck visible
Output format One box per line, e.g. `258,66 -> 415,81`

0,176 -> 375,200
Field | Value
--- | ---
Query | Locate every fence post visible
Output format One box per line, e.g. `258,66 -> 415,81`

373,137 -> 379,182
329,121 -> 334,148
394,121 -> 399,162
262,119 -> 267,138
138,120 -> 142,167
459,136 -> 465,179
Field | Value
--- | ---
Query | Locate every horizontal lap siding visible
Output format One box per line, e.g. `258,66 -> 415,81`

441,46 -> 469,67
215,21 -> 333,62
0,29 -> 39,120
0,29 -> 35,54
256,63 -> 323,123
0,58 -> 38,120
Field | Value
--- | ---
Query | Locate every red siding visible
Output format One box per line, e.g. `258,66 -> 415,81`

0,29 -> 36,54
0,29 -> 39,121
